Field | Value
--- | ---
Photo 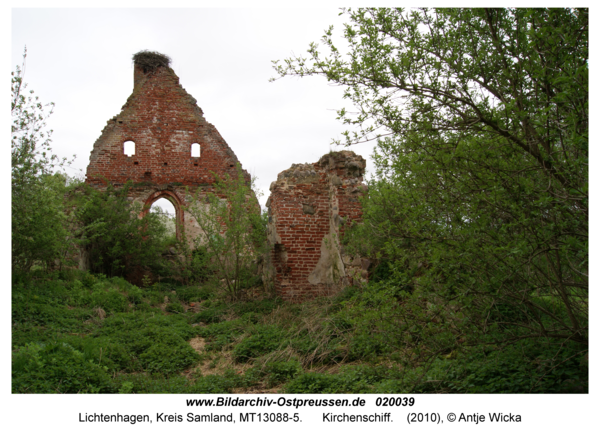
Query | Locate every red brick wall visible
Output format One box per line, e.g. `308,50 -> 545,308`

266,151 -> 367,301
84,61 -> 250,243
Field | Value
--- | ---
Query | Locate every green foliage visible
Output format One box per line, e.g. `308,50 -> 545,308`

284,366 -> 398,394
74,182 -> 169,278
276,8 -> 588,351
139,342 -> 199,375
125,284 -> 144,304
231,298 -> 281,317
190,373 -> 241,393
372,341 -> 587,394
112,372 -> 240,394
176,285 -> 214,303
89,288 -> 130,314
11,49 -> 73,273
12,270 -> 588,393
91,312 -> 199,375
189,302 -> 228,324
12,342 -> 115,393
165,302 -> 184,314
261,360 -> 303,387
197,319 -> 246,351
233,325 -> 287,362
186,165 -> 268,299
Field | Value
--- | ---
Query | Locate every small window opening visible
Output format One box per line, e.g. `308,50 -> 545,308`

229,164 -> 234,167
163,162 -> 168,166
134,161 -> 139,165
194,163 -> 198,167
191,143 -> 201,158
124,140 -> 135,156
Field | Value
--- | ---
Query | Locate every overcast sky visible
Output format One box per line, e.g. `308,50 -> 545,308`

11,8 -> 379,212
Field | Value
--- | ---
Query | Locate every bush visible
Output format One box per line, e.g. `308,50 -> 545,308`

12,342 -> 114,393
91,311 -> 200,375
113,374 -> 190,394
262,360 -> 302,387
176,286 -> 213,303
197,319 -> 246,351
189,303 -> 228,324
233,325 -> 287,362
189,374 -> 239,393
166,303 -> 184,314
232,298 -> 281,317
125,285 -> 144,305
89,288 -> 129,314
283,373 -> 349,394
139,342 -> 200,375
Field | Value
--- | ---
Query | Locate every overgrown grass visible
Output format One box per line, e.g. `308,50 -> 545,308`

12,271 -> 588,394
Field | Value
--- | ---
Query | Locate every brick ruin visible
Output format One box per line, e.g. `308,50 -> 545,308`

83,52 -> 368,298
84,53 -> 250,270
265,151 -> 370,301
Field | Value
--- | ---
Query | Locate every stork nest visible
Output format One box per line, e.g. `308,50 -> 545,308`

133,50 -> 171,73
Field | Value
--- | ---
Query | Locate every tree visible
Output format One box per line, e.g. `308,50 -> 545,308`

12,48 -> 71,272
187,166 -> 267,299
274,8 -> 588,347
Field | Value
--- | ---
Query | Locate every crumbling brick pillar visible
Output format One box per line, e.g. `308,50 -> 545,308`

266,151 -> 368,301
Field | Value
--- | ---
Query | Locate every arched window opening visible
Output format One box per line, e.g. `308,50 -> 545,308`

150,198 -> 177,239
124,140 -> 135,156
191,143 -> 201,158
141,191 -> 184,242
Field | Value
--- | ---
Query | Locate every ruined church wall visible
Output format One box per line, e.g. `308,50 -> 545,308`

266,151 -> 368,301
84,62 -> 250,249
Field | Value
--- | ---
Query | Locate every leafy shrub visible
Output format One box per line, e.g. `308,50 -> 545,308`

81,272 -> 97,289
109,276 -> 133,291
346,332 -> 391,361
166,303 -> 184,314
189,374 -> 239,393
89,288 -> 129,314
232,298 -> 281,317
333,285 -> 360,304
113,374 -> 191,394
97,311 -> 196,341
12,342 -> 114,393
189,303 -> 228,324
12,301 -> 91,334
176,286 -> 214,303
233,325 -> 287,362
197,319 -> 246,351
262,360 -> 302,387
283,364 -> 404,394
125,285 -> 144,305
91,311 -> 200,375
139,342 -> 200,375
60,335 -> 133,373
283,373 -> 348,393
117,369 -> 246,394
134,302 -> 154,312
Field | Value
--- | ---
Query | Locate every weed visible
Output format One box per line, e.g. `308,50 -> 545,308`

12,342 -> 115,393
233,325 -> 287,363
